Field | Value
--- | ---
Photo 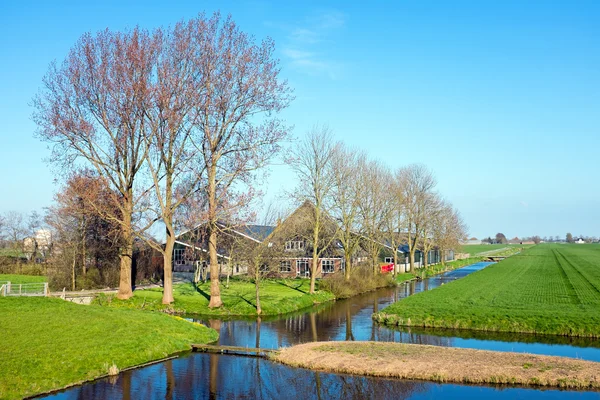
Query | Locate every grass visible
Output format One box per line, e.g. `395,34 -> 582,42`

375,244 -> 600,337
0,274 -> 47,283
94,278 -> 335,316
395,273 -> 416,283
0,297 -> 218,399
275,341 -> 600,389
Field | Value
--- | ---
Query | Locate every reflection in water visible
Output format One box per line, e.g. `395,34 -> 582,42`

45,353 -> 598,400
40,262 -> 600,399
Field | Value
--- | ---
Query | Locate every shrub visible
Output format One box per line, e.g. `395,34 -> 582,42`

320,265 -> 394,299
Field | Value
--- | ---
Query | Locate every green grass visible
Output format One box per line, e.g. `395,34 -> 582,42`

375,244 -> 600,337
95,278 -> 335,316
395,273 -> 416,283
0,297 -> 218,399
0,274 -> 47,283
460,244 -> 511,255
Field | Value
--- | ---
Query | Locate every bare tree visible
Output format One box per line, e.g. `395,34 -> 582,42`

357,159 -> 390,275
189,14 -> 293,308
420,193 -> 443,269
2,211 -> 27,260
290,126 -> 338,293
432,203 -> 467,267
383,169 -> 407,276
399,164 -> 437,273
33,27 -> 156,299
330,145 -> 363,280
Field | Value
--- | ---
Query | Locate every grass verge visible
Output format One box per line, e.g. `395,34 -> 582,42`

375,244 -> 600,337
94,278 -> 335,316
275,341 -> 600,389
0,274 -> 47,283
0,297 -> 218,399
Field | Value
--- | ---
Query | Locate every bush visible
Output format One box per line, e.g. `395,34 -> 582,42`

320,265 -> 395,299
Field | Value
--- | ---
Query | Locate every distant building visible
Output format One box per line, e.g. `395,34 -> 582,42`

575,237 -> 586,244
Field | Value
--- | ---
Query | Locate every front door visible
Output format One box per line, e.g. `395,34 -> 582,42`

296,260 -> 310,277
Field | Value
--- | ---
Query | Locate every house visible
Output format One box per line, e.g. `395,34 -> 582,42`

575,237 -> 586,244
462,237 -> 481,245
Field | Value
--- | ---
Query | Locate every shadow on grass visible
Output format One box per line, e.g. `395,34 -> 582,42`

237,294 -> 257,310
276,280 -> 308,294
192,283 -> 211,301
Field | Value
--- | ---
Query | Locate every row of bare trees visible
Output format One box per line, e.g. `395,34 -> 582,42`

291,126 -> 467,293
33,13 -> 292,306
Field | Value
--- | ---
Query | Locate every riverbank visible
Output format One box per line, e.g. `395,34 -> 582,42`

94,278 -> 335,316
0,297 -> 218,400
274,341 -> 600,389
375,244 -> 600,337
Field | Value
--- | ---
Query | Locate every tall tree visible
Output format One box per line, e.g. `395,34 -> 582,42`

432,203 -> 467,267
383,169 -> 406,276
399,164 -> 437,273
290,126 -> 337,293
566,232 -> 573,243
357,159 -> 389,275
33,27 -> 156,299
330,145 -> 363,280
495,233 -> 508,244
191,14 -> 293,307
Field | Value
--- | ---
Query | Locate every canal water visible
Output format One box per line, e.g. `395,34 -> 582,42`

41,262 -> 600,399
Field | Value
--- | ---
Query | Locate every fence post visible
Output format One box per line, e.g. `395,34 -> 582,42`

19,284 -> 22,296
44,282 -> 49,297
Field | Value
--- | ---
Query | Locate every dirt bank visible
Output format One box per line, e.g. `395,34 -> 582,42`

274,341 -> 600,390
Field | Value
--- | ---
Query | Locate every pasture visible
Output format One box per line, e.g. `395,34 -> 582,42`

375,244 -> 600,337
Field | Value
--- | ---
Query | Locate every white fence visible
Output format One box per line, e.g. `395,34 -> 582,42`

0,281 -> 49,297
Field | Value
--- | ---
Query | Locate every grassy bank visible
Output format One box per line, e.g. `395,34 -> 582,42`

95,278 -> 335,316
460,244 -> 510,255
275,341 -> 600,389
375,244 -> 600,337
0,297 -> 218,399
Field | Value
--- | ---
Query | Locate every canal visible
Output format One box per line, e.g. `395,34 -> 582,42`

41,262 -> 600,399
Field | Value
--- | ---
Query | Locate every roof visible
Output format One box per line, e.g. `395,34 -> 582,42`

238,225 -> 275,242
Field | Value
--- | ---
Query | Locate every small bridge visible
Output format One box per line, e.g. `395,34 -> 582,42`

482,256 -> 506,262
192,344 -> 278,359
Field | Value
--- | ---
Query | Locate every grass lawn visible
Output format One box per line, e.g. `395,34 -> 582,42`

95,278 -> 335,316
0,274 -> 47,283
459,244 -> 511,255
375,244 -> 600,337
0,297 -> 218,399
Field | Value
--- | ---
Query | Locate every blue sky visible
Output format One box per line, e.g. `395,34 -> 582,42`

0,0 -> 598,239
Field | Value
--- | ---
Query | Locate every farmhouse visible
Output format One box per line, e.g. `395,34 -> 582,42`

172,200 -> 456,279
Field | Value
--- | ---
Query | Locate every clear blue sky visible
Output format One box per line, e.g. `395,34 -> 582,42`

0,0 -> 598,239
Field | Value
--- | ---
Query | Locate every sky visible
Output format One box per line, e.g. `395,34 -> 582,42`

0,0 -> 598,239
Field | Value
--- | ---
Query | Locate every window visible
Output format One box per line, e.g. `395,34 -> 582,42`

279,260 -> 291,273
285,240 -> 305,251
297,260 -> 309,276
259,264 -> 269,272
322,259 -> 335,274
174,248 -> 185,265
384,257 -> 394,264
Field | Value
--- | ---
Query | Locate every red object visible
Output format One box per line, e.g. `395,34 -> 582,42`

381,263 -> 394,273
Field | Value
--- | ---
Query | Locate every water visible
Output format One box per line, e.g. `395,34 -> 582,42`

40,262 -> 600,399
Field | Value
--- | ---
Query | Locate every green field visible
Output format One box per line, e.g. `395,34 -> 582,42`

0,274 -> 47,283
0,297 -> 218,399
375,244 -> 600,337
459,244 -> 510,255
95,278 -> 335,316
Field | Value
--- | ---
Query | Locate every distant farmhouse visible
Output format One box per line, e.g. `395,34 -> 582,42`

172,201 -> 455,279
463,237 -> 481,245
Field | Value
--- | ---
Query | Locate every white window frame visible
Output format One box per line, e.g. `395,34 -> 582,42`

296,259 -> 309,277
174,248 -> 185,265
279,260 -> 292,273
322,259 -> 335,274
384,257 -> 394,264
285,240 -> 305,251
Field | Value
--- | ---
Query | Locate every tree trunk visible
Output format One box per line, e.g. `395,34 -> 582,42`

423,249 -> 429,269
409,249 -> 415,273
117,200 -> 134,299
162,223 -> 175,304
310,209 -> 320,294
344,253 -> 351,281
207,162 -> 222,308
255,278 -> 261,315
71,250 -> 76,291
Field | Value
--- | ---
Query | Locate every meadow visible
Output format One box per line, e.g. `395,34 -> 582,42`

375,244 -> 600,337
95,278 -> 335,316
0,297 -> 218,399
460,243 -> 511,255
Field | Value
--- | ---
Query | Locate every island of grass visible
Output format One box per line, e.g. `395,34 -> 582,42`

0,297 -> 218,400
94,278 -> 335,316
274,341 -> 600,389
374,244 -> 600,337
